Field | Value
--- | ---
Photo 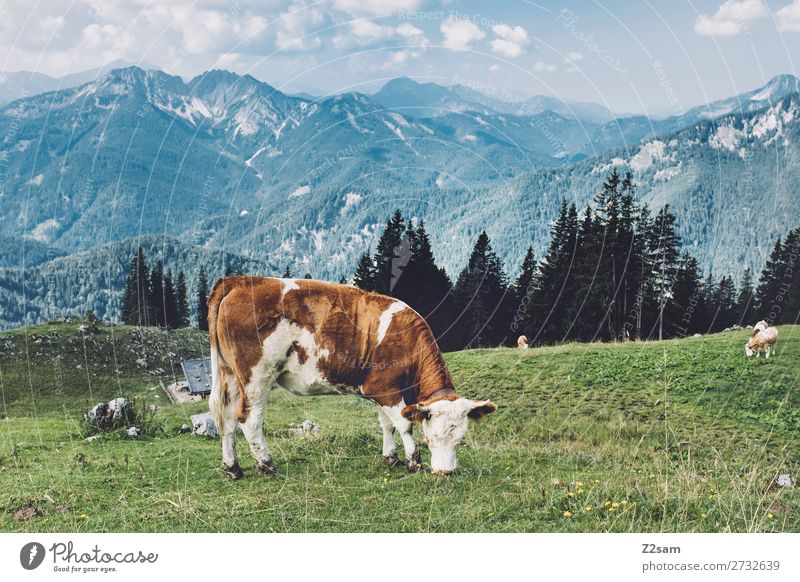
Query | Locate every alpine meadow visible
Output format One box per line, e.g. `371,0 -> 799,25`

1,0 -> 799,542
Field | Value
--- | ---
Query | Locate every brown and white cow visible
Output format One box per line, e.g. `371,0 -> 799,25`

745,320 -> 779,358
207,276 -> 496,479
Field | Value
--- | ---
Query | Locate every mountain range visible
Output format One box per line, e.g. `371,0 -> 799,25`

1,66 -> 799,328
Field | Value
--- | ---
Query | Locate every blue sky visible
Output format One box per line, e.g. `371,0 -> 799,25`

3,0 -> 800,114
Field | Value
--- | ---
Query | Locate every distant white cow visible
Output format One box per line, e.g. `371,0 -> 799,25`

517,335 -> 529,349
745,321 -> 779,358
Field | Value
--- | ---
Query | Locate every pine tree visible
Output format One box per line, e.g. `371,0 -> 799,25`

176,270 -> 190,328
353,251 -> 375,290
163,270 -> 179,329
120,247 -> 151,326
197,266 -> 210,332
235,262 -> 245,276
282,265 -> 292,278
149,261 -> 165,328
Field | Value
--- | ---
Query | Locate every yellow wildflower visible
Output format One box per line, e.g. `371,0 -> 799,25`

567,491 -> 575,498
563,511 -> 573,517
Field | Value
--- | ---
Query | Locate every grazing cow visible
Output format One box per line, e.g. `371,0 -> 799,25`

745,321 -> 779,358
517,335 -> 529,349
207,276 -> 496,479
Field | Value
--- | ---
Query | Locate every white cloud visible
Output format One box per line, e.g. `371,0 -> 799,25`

276,1 -> 325,52
777,0 -> 800,31
564,51 -> 583,62
440,16 -> 485,51
333,0 -> 423,16
333,20 -> 427,49
533,61 -> 558,72
489,23 -> 529,58
489,63 -> 499,72
694,0 -> 767,37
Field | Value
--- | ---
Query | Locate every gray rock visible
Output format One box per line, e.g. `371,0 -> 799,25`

776,474 -> 794,489
191,412 -> 218,437
126,426 -> 140,437
289,419 -> 322,437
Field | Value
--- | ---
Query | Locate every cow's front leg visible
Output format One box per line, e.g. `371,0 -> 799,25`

239,381 -> 277,475
381,403 -> 421,472
399,426 -> 421,472
377,407 -> 401,466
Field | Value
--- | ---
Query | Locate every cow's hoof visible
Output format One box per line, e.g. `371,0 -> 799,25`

258,462 -> 278,476
407,462 -> 422,473
383,453 -> 403,467
223,463 -> 244,480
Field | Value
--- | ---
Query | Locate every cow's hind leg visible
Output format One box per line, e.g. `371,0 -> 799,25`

377,406 -> 401,466
239,374 -> 278,475
210,368 -> 244,480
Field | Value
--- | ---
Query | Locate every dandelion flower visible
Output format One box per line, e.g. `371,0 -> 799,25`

584,506 -> 593,512
767,513 -> 775,519
567,491 -> 575,498
563,511 -> 573,518
621,500 -> 628,505
603,500 -> 611,507
576,481 -> 584,487
701,513 -> 707,518
577,488 -> 584,494
608,507 -> 616,512
612,502 -> 620,509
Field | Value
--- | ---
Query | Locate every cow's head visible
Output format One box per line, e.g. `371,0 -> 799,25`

402,397 -> 496,474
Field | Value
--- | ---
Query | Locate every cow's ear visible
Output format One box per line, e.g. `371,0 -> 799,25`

401,403 -> 430,423
467,400 -> 497,421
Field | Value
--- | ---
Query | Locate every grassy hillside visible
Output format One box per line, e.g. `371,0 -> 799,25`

0,321 -> 797,532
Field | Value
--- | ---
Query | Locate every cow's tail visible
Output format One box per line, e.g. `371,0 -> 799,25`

207,277 -> 238,435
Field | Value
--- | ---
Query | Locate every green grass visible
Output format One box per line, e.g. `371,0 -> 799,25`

0,321 -> 798,532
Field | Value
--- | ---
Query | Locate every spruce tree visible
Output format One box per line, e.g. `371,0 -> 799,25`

197,266 -> 210,332
669,253 -> 704,336
176,270 -> 190,328
454,231 -> 512,348
373,209 -> 406,295
163,270 -> 179,329
513,246 -> 537,302
149,261 -> 165,328
649,205 -> 681,340
527,201 -> 578,343
282,265 -> 292,278
393,220 -> 454,346
353,251 -> 375,291
120,247 -> 150,327
755,238 -> 783,321
736,268 -> 755,326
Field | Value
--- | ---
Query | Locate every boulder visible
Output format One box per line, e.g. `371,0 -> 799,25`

776,474 -> 794,489
191,412 -> 218,437
126,426 -> 140,437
